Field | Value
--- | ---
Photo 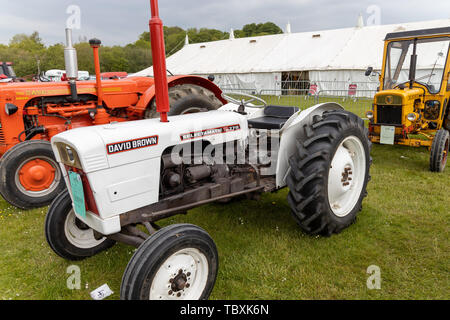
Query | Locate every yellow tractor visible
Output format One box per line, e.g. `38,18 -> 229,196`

365,26 -> 450,172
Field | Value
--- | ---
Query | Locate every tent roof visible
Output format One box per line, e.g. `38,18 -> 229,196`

134,19 -> 450,76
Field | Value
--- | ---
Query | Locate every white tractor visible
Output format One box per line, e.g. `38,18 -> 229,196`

44,0 -> 372,300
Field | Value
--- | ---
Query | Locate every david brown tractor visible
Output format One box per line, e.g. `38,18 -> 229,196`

45,0 -> 372,300
0,30 -> 224,209
365,27 -> 450,172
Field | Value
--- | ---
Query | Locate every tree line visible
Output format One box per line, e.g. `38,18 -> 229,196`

0,22 -> 283,78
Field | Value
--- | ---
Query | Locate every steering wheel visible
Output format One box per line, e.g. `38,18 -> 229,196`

221,92 -> 267,108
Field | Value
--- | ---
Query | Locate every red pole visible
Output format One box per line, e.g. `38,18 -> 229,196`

89,39 -> 103,107
149,0 -> 170,122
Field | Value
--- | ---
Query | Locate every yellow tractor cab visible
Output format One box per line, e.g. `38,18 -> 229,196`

365,26 -> 450,172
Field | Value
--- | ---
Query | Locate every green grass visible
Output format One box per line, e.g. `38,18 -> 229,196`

0,143 -> 448,300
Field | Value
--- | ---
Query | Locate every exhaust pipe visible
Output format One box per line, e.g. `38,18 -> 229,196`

64,28 -> 79,101
149,0 -> 170,122
89,38 -> 104,107
88,38 -> 110,125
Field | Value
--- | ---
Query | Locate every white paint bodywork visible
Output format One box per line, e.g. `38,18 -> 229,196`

52,103 -> 343,235
51,111 -> 248,235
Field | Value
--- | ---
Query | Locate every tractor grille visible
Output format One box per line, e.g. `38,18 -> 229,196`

0,125 -> 5,143
377,105 -> 402,125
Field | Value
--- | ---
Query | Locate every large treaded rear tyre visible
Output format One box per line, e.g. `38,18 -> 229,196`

120,224 -> 218,300
430,129 -> 449,172
45,190 -> 116,261
144,84 -> 222,118
286,110 -> 371,236
0,140 -> 65,209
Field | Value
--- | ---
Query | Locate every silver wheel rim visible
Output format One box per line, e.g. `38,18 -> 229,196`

328,136 -> 366,217
149,248 -> 209,300
64,209 -> 106,249
14,155 -> 61,197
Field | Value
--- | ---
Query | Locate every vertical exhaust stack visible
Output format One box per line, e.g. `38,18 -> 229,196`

64,28 -> 79,101
149,0 -> 170,122
89,38 -> 110,125
89,39 -> 104,107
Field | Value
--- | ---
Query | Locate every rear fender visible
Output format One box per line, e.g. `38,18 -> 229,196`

133,75 -> 226,116
275,103 -> 344,188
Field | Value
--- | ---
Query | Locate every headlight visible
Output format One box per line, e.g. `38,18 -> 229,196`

55,142 -> 82,169
407,113 -> 418,122
365,110 -> 374,119
5,103 -> 18,115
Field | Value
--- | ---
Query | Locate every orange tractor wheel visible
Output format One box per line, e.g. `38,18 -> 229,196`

0,140 -> 65,209
144,84 -> 223,118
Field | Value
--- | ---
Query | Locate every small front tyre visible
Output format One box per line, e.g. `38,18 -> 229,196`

45,190 -> 116,260
120,224 -> 218,300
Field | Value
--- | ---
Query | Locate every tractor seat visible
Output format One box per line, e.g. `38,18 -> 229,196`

247,105 -> 299,130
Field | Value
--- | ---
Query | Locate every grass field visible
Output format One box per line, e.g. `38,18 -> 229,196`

0,142 -> 448,300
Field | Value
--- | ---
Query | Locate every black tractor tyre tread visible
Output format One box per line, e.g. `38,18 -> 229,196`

0,140 -> 65,209
44,190 -> 116,261
286,110 -> 371,237
120,223 -> 218,300
430,129 -> 449,172
145,84 -> 222,118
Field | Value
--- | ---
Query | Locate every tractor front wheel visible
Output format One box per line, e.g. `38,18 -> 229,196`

0,140 -> 65,209
430,129 -> 449,172
286,110 -> 371,236
45,190 -> 116,260
120,224 -> 218,300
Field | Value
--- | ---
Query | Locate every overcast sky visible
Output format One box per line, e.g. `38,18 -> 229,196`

0,0 -> 449,46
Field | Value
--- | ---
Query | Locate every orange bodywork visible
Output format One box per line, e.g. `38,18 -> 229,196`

0,75 -> 225,156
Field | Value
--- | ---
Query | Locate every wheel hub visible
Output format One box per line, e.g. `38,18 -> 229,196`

328,136 -> 366,217
150,248 -> 208,300
18,159 -> 56,191
341,166 -> 353,188
64,209 -> 106,249
170,269 -> 190,294
329,146 -> 355,207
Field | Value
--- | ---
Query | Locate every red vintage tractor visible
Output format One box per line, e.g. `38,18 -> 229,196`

0,30 -> 225,209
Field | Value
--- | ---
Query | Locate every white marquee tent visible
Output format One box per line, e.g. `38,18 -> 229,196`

134,19 -> 450,95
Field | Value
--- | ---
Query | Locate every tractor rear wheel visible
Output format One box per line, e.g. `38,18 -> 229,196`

286,110 -> 371,236
430,129 -> 449,172
120,224 -> 218,300
0,140 -> 65,209
144,84 -> 222,118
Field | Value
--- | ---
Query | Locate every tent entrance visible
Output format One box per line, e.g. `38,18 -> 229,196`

281,71 -> 310,95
